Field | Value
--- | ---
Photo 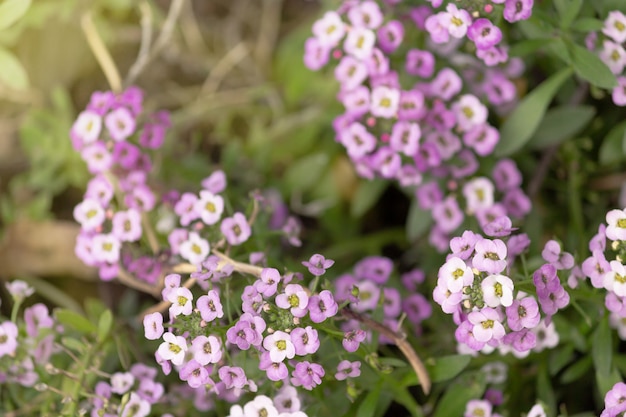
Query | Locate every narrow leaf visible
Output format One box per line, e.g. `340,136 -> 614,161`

566,40 -> 617,89
495,68 -> 573,157
284,153 -> 329,194
97,310 -> 113,343
592,316 -> 612,376
0,46 -> 29,90
599,120 -> 626,165
55,309 -> 96,334
351,179 -> 387,218
433,374 -> 486,417
527,105 -> 595,149
406,198 -> 433,241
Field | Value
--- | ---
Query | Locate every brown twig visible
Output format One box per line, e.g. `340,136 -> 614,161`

117,265 -> 162,297
341,308 -> 431,395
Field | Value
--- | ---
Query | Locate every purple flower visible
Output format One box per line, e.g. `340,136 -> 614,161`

105,107 -> 136,142
143,312 -> 164,340
308,290 -> 339,323
503,0 -> 534,23
532,264 -> 560,293
73,198 -> 106,232
110,372 -> 135,394
218,365 -> 247,389
506,297 -> 540,331
136,378 -> 164,404
302,254 -> 335,276
201,170 -> 227,194
255,267 -> 281,297
191,335 -> 222,365
402,294 -> 432,325
120,392 -> 150,417
405,49 -> 435,78
467,18 -> 502,50
291,361 -> 325,390
303,37 -> 330,71
492,159 -> 522,191
450,230 -> 481,260
112,209 -> 142,242
354,256 -> 393,284
432,196 -> 464,234
259,351 -> 289,381
377,20 -> 404,53
196,290 -> 224,323
541,240 -> 574,270
180,359 -> 210,389
24,303 -> 53,338
335,360 -> 361,380
221,212 -> 251,246
195,190 -> 224,226
291,326 -> 320,355
342,329 -> 366,352
226,320 -> 257,351
602,382 -> 626,416
174,193 -> 199,226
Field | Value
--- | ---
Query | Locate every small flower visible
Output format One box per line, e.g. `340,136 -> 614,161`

73,198 -> 106,231
105,107 -> 136,141
291,326 -> 320,355
442,3 -> 472,38
255,267 -> 281,297
467,18 -> 502,50
179,232 -> 210,265
343,27 -> 376,60
468,308 -> 505,343
221,212 -> 251,246
302,254 -> 335,276
143,312 -> 164,340
195,190 -> 224,226
370,86 -> 400,119
191,335 -> 222,366
606,209 -> 626,241
110,372 -> 135,394
243,395 -> 279,417
276,284 -> 309,317
481,274 -> 514,307
112,209 -> 142,242
263,331 -> 296,363
71,111 -> 102,145
167,286 -> 193,317
180,359 -> 210,388
604,260 -> 626,297
0,321 -> 18,357
343,329 -> 366,352
308,290 -> 339,323
196,289 -> 224,322
335,360 -> 361,380
438,256 -> 474,293
312,11 -> 346,47
218,365 -> 247,389
464,399 -> 492,417
120,392 -> 150,417
472,238 -> 508,274
157,332 -> 188,366
291,361 -> 325,390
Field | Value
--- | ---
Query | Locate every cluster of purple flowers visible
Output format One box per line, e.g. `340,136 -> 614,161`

589,11 -> 626,106
581,208 -> 626,336
434,223 -> 568,355
335,256 -> 432,342
227,389 -> 308,417
0,281 -> 58,389
305,1 -> 532,248
72,87 -> 171,282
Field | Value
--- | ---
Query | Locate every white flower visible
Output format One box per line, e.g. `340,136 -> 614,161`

606,208 -> 626,241
452,94 -> 488,132
603,260 -> 626,297
263,331 -> 296,363
343,27 -> 375,60
179,232 -> 210,265
195,190 -> 224,226
481,274 -> 514,307
527,403 -> 547,417
73,198 -> 106,231
243,395 -> 279,417
438,256 -> 474,293
72,111 -> 102,144
463,177 -> 495,214
167,287 -> 194,317
312,11 -> 346,47
157,332 -> 187,366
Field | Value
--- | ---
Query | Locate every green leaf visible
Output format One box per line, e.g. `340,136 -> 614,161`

433,374 -> 486,417
572,17 -> 604,32
560,356 -> 592,384
357,381 -> 382,417
554,0 -> 583,28
350,179 -> 387,218
549,344 -> 575,376
0,45 -> 29,90
284,152 -> 330,194
97,310 -> 113,343
599,120 -> 626,165
61,336 -> 86,353
495,68 -> 573,157
592,316 -> 613,376
526,105 -> 595,149
0,0 -> 32,30
596,368 -> 622,398
509,39 -> 556,57
566,40 -> 617,89
55,309 -> 96,335
537,363 -> 556,415
406,198 -> 433,241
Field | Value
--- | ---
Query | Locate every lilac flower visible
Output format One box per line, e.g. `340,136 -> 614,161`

342,86 -> 371,118
218,366 -> 247,389
335,360 -> 361,381
347,1 -> 383,29
303,37 -> 330,71
112,141 -> 140,169
398,90 -> 426,121
604,261 -> 626,297
492,159 -> 522,191
157,332 -> 187,366
455,320 -> 485,351
506,297 -> 540,331
342,329 -> 366,352
405,49 -> 435,78
255,268 -> 281,297
538,284 -> 570,316
541,240 -> 574,270
85,175 -> 114,206
0,322 -> 18,357
291,361 -> 325,390
196,290 -> 224,322
291,326 -> 320,355
432,196 -> 464,234
532,264 -> 560,293
221,212 -> 251,246
259,351 -> 289,381
354,256 -> 393,284
276,284 -> 309,318
463,177 -> 495,214
433,278 -> 463,314
201,170 -> 227,194
503,0 -> 534,23
472,238 -> 507,274
612,76 -> 626,107
105,107 -> 136,141
468,308 -> 505,343
468,18 -> 502,50
483,216 -> 516,237
226,319 -> 258,351
442,3 -> 471,38
463,123 -> 499,157
174,193 -> 200,226
431,68 -> 462,101
351,280 -> 381,312
274,385 -> 301,413
340,122 -> 376,159
402,294 -> 432,325
307,290 -> 339,323
191,335 -> 222,365
425,13 -> 450,44
503,329 -> 536,353
302,254 -> 335,276
582,250 -> 610,288
377,20 -> 404,53
24,303 -> 53,338
601,382 -> 626,417
112,209 -> 142,242
137,378 -> 164,404
180,359 -> 210,388
143,312 -> 164,340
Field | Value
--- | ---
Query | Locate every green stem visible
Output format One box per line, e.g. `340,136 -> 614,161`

61,341 -> 97,416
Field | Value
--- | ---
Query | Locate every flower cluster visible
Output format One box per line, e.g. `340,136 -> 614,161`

591,10 -> 626,106
0,281 -> 58,389
305,1 -> 532,247
434,226 -> 566,355
582,208 -> 626,336
72,87 -> 171,281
